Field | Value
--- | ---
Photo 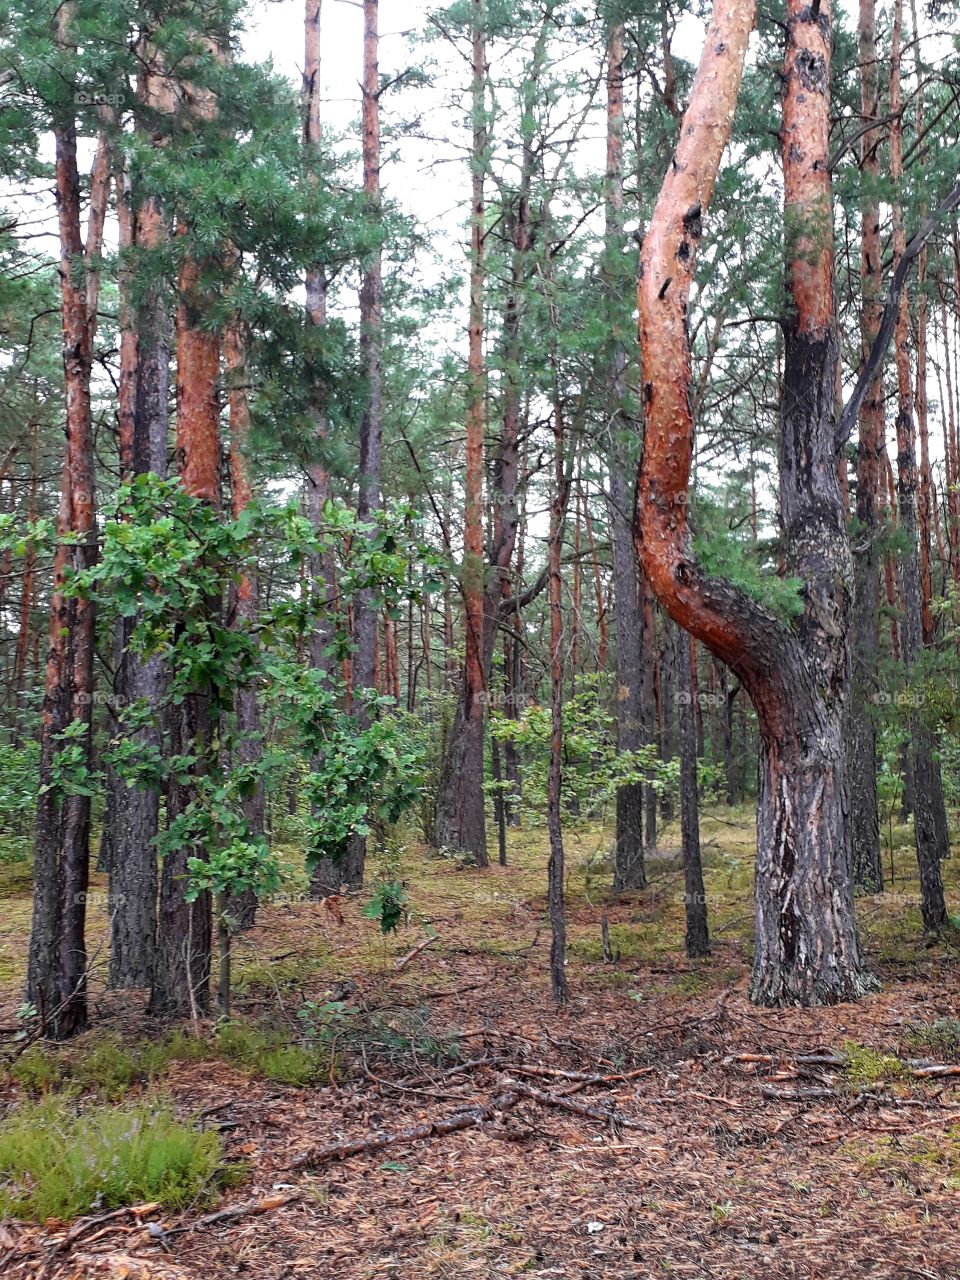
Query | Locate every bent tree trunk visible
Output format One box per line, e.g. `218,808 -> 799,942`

636,0 -> 871,1005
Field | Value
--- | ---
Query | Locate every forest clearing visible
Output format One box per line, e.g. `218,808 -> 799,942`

3,813 -> 960,1278
2,0 -> 960,1274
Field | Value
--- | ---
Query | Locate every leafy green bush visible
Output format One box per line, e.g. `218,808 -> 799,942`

0,741 -> 40,838
490,674 -> 682,824
0,1096 -> 237,1220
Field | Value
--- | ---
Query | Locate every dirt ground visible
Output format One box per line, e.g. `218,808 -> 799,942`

2,811 -> 960,1280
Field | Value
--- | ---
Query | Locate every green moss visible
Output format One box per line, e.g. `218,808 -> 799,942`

665,971 -> 710,997
8,1031 -> 213,1099
842,1040 -> 907,1086
214,1018 -> 326,1084
848,1126 -> 960,1191
233,952 -> 329,996
0,1095 -> 240,1221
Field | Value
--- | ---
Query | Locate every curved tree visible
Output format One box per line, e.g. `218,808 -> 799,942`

637,0 -> 871,1005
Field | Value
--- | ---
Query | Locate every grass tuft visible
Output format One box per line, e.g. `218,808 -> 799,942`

0,1095 -> 240,1221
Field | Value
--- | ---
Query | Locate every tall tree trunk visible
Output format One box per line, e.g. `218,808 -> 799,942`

889,0 -> 949,929
547,396 -> 568,1004
909,0 -> 951,860
105,143 -> 167,988
604,23 -> 645,890
27,28 -> 107,1037
435,9 -> 553,862
434,0 -> 489,864
641,579 -> 659,848
226,306 -> 262,931
677,628 -> 709,957
343,0 -> 384,888
940,298 -> 960,585
11,469 -> 37,718
150,231 -> 221,1016
637,0 -> 871,1006
719,665 -> 739,806
846,0 -> 884,893
302,0 -> 342,899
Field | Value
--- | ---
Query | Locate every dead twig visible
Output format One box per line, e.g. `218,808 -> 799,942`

394,935 -> 438,972
165,1192 -> 301,1236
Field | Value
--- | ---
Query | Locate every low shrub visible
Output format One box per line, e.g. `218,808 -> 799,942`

0,1095 -> 239,1221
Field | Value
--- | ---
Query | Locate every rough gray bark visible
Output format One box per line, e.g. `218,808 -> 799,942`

608,453 -> 645,890
845,0 -> 884,894
105,159 -> 170,989
677,628 -> 709,957
149,692 -> 213,1017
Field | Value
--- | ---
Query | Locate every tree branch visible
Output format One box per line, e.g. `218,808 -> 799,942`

836,179 -> 960,450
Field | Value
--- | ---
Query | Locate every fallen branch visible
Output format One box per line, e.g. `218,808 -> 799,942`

292,1070 -> 647,1171
166,1192 -> 301,1235
509,1064 -> 655,1087
394,935 -> 438,972
728,1049 -> 960,1080
759,1085 -> 838,1102
291,1090 -> 522,1170
506,1080 -> 643,1128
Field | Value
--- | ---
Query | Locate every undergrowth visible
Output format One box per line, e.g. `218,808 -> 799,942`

0,1095 -> 240,1220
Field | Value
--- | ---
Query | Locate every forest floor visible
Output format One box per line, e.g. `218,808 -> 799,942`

2,809 -> 960,1279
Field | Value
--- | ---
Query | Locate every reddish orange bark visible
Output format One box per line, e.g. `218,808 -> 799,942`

175,250 -> 221,505
115,164 -> 137,475
636,0 -> 757,676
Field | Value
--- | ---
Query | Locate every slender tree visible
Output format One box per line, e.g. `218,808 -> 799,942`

547,393 -> 568,1005
677,628 -> 709,957
27,4 -> 109,1038
846,0 -> 885,894
225,297 -> 263,931
344,0 -> 384,887
303,0 -> 342,900
889,0 -> 949,931
434,0 -> 489,864
604,21 -> 645,892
